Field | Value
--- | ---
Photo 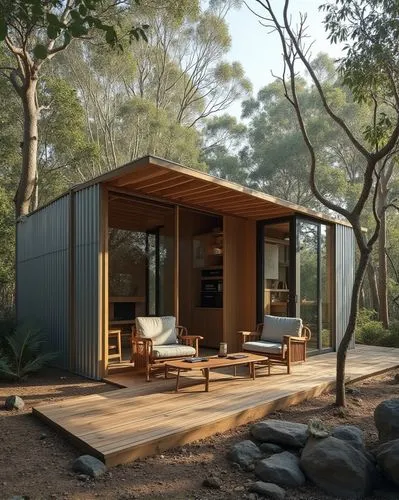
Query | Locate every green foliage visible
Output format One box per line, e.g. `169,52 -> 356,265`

242,58 -> 363,207
322,0 -> 399,104
355,308 -> 399,346
0,0 -> 147,58
0,323 -> 58,381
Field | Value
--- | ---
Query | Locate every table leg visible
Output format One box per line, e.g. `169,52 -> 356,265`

204,368 -> 210,392
175,368 -> 181,392
252,362 -> 256,380
233,365 -> 237,377
165,364 -> 168,379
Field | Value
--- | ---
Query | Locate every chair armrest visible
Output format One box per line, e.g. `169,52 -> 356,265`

283,335 -> 307,344
132,336 -> 153,350
238,331 -> 261,341
180,335 -> 204,341
301,326 -> 312,341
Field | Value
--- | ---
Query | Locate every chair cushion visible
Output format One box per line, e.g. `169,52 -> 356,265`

135,316 -> 177,346
152,344 -> 196,359
261,315 -> 302,343
243,341 -> 287,356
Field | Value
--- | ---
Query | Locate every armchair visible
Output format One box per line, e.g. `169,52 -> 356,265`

238,315 -> 311,374
131,316 -> 203,381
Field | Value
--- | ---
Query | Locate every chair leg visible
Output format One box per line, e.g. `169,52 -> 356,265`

146,363 -> 151,382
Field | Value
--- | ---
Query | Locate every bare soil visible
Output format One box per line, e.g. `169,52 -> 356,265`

1,367 -> 399,500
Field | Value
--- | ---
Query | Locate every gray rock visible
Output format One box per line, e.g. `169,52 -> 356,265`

202,476 -> 222,489
77,474 -> 90,482
255,451 -> 305,488
72,455 -> 107,479
308,418 -> 329,439
346,387 -> 361,397
300,436 -> 377,498
331,424 -> 365,451
251,419 -> 308,448
227,440 -> 263,471
259,443 -> 284,455
249,481 -> 286,499
375,399 -> 399,442
4,395 -> 25,410
376,438 -> 399,486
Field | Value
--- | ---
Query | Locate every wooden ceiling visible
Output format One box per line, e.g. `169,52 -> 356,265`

75,155 -> 347,224
108,195 -> 173,231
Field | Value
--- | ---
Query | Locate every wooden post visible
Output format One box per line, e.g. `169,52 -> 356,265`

174,205 -> 180,324
100,185 -> 109,377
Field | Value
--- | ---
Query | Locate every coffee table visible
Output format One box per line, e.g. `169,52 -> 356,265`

165,353 -> 269,392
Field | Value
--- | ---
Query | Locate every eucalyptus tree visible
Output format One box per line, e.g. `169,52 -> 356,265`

0,0 -> 158,216
55,0 -> 251,178
253,0 -> 399,406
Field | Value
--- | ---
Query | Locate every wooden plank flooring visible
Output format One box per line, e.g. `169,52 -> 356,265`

33,345 -> 399,466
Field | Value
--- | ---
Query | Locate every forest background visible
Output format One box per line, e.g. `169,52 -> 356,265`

0,0 -> 398,340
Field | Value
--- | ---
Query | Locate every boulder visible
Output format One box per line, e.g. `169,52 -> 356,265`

72,455 -> 107,478
255,451 -> 305,488
376,438 -> 399,486
259,443 -> 284,455
331,425 -> 365,451
300,436 -> 377,498
251,419 -> 308,448
227,440 -> 263,471
4,395 -> 25,411
249,481 -> 286,499
202,476 -> 222,489
374,399 -> 399,442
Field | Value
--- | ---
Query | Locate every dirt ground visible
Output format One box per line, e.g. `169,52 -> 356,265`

1,367 -> 399,500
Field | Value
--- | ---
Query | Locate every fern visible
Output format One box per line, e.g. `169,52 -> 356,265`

0,324 -> 58,381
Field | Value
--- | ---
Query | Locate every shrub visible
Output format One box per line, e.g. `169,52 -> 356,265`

0,324 -> 58,381
380,321 -> 399,347
357,321 -> 390,345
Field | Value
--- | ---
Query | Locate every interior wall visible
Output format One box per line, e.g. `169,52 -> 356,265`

179,209 -> 221,344
224,216 -> 257,351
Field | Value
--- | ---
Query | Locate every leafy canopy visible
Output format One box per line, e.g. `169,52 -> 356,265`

0,0 -> 148,58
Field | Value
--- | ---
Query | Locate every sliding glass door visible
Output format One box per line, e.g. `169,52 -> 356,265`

257,217 -> 333,353
296,219 -> 333,352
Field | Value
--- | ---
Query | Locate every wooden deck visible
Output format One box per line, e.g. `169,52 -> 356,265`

33,345 -> 399,467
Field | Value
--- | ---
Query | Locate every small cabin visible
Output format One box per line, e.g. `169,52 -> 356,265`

16,156 -> 355,380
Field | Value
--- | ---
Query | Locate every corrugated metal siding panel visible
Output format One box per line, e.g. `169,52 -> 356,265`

335,225 -> 355,350
74,184 -> 101,380
16,195 -> 70,368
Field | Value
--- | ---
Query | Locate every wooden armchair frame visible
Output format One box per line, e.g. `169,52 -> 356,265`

131,325 -> 203,381
238,323 -> 311,374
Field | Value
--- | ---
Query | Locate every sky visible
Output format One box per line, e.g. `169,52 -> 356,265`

225,0 -> 343,116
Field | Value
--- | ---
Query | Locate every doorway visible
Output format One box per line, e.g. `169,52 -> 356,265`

257,217 -> 333,353
107,193 -> 176,368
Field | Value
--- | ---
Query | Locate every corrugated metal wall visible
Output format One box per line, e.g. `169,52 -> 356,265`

16,195 -> 70,368
335,224 -> 355,349
73,184 -> 102,380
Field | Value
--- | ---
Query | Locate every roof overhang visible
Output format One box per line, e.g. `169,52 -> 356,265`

74,155 -> 350,226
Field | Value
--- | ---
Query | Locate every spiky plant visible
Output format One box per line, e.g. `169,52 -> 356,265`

0,324 -> 58,381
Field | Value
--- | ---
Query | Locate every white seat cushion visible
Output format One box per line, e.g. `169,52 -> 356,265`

135,316 -> 177,346
243,341 -> 287,357
152,344 -> 196,359
261,315 -> 302,343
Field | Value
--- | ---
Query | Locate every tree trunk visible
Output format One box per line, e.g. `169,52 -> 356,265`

15,79 -> 39,217
378,209 -> 389,328
367,260 -> 380,312
336,249 -> 370,407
